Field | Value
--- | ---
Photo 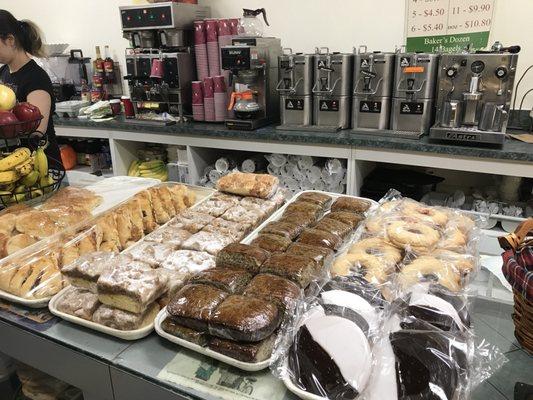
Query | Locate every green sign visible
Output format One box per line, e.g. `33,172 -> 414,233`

406,31 -> 490,52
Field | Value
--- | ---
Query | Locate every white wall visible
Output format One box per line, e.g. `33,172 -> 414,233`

1,0 -> 533,110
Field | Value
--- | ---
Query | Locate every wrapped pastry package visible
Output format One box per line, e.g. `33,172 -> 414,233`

0,183 -> 199,304
270,277 -> 386,399
216,172 -> 279,199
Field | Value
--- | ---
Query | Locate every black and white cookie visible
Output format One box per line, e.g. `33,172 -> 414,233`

289,315 -> 372,399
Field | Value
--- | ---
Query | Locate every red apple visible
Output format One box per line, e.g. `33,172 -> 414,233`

13,102 -> 42,122
0,111 -> 20,137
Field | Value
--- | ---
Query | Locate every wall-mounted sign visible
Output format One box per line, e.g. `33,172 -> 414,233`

405,0 -> 495,52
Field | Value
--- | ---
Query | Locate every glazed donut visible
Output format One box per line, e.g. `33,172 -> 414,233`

387,221 -> 440,252
332,254 -> 390,284
402,202 -> 448,227
438,228 -> 467,252
348,237 -> 403,266
433,249 -> 475,275
398,256 -> 461,292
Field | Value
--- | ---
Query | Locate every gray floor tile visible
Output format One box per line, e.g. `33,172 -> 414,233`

488,348 -> 533,399
473,316 -> 520,354
473,299 -> 521,348
472,382 -> 507,400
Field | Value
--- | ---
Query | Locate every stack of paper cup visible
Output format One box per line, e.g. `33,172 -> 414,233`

203,77 -> 215,121
192,81 -> 205,121
194,21 -> 209,81
217,19 -> 233,104
205,19 -> 220,77
213,76 -> 227,122
229,18 -> 240,35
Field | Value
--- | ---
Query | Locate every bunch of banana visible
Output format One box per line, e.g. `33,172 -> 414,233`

0,147 -> 52,205
128,159 -> 168,182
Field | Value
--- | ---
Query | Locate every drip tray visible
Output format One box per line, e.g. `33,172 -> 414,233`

352,128 -> 424,140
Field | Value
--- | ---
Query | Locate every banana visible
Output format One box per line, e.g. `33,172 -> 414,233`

128,160 -> 140,176
0,147 -> 31,172
30,189 -> 44,199
0,170 -> 19,185
14,158 -> 34,176
40,174 -> 55,193
20,170 -> 39,187
139,167 -> 165,176
138,160 -> 165,170
14,185 -> 26,194
0,190 -> 12,203
1,182 -> 16,192
11,193 -> 26,203
34,148 -> 48,179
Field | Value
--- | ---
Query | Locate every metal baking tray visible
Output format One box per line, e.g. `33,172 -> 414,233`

49,286 -> 157,341
155,307 -> 271,372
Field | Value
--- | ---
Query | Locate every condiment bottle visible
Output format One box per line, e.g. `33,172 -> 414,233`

103,45 -> 115,84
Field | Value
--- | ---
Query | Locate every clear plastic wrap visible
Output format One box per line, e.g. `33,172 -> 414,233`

187,268 -> 252,294
271,277 -> 386,400
215,243 -> 270,274
331,196 -> 372,214
209,295 -> 281,342
260,253 -> 323,288
297,228 -> 343,251
260,220 -> 305,240
216,171 -> 280,199
54,285 -> 100,320
242,273 -> 303,315
250,233 -> 293,254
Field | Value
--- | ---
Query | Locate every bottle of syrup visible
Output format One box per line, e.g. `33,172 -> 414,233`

94,46 -> 104,78
103,45 -> 115,84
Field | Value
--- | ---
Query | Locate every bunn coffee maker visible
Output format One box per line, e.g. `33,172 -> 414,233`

221,37 -> 282,130
119,2 -> 210,120
352,46 -> 395,130
430,43 -> 520,146
276,49 -> 314,128
390,52 -> 439,137
312,48 -> 353,131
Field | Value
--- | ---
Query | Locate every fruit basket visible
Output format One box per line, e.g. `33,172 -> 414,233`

0,116 -> 43,140
0,147 -> 66,208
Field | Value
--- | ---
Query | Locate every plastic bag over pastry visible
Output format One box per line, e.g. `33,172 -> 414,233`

216,172 -> 279,199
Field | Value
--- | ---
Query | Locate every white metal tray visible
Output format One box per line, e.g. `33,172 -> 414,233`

154,190 -> 377,370
49,286 -> 157,341
154,307 -> 271,372
282,363 -> 326,400
0,182 -> 214,309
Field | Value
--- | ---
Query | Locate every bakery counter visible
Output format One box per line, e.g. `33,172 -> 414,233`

0,298 -> 531,400
54,118 -> 533,188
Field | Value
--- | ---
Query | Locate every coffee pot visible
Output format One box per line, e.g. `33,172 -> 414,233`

238,8 -> 269,37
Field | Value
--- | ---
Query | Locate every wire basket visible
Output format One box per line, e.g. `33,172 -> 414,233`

0,166 -> 66,208
0,117 -> 43,140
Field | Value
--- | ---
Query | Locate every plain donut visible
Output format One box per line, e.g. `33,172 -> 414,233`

348,237 -> 403,265
398,256 -> 461,292
332,254 -> 390,284
387,221 -> 440,252
402,202 -> 448,227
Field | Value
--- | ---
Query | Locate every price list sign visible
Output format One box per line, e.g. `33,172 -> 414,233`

406,0 -> 495,52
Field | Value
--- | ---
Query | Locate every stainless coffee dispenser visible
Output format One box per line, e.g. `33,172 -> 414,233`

391,52 -> 439,136
221,37 -> 282,130
430,43 -> 520,146
276,49 -> 314,128
312,48 -> 353,131
352,46 -> 395,130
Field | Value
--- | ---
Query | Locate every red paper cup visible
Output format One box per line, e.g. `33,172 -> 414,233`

194,20 -> 207,45
203,77 -> 214,98
229,19 -> 240,35
192,81 -> 204,105
205,19 -> 218,43
218,19 -> 231,37
213,75 -> 226,93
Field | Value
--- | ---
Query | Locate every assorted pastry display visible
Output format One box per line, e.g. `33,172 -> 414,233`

0,184 -> 195,300
332,193 -> 478,295
160,192 -> 371,364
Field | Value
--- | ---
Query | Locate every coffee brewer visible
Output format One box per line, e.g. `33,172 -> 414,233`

120,2 -> 210,120
391,52 -> 439,137
312,48 -> 353,131
352,46 -> 395,130
430,43 -> 520,146
221,37 -> 282,130
276,49 -> 314,128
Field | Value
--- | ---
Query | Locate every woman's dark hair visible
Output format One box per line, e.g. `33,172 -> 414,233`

0,10 -> 46,58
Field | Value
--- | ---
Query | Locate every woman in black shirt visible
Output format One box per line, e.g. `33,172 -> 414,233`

0,9 -> 62,167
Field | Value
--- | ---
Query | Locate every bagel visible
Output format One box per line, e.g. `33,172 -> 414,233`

447,212 -> 476,235
348,237 -> 403,266
433,249 -> 475,275
398,256 -> 461,292
402,202 -> 448,227
438,228 -> 467,252
332,254 -> 391,284
364,214 -> 387,235
387,221 -> 440,252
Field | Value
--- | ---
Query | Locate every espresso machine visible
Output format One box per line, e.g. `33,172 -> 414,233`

120,2 -> 210,121
276,49 -> 314,128
312,48 -> 353,131
221,37 -> 282,130
430,43 -> 520,146
391,52 -> 439,137
352,46 -> 395,130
